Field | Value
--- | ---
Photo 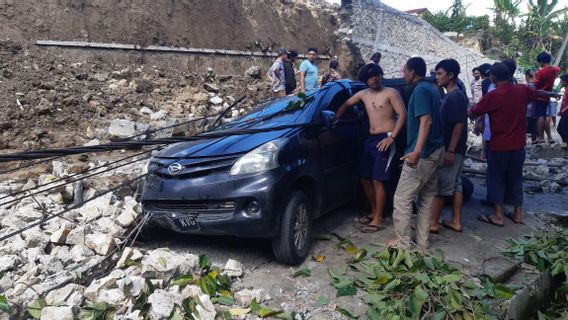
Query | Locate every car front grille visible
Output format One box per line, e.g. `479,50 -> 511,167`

149,155 -> 239,179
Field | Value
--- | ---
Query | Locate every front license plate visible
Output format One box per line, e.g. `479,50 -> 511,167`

173,215 -> 200,230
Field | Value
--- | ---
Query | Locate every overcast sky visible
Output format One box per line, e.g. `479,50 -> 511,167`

326,0 -> 532,16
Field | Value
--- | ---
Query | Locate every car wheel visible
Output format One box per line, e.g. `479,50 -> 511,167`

272,191 -> 312,265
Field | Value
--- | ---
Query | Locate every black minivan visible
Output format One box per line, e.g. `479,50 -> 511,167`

139,78 -> 477,265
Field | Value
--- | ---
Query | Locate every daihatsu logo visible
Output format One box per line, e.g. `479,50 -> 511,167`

168,163 -> 183,175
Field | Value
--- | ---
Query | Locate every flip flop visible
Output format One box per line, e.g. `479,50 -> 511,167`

477,214 -> 504,227
358,216 -> 372,224
441,219 -> 463,233
360,224 -> 385,233
504,212 -> 524,225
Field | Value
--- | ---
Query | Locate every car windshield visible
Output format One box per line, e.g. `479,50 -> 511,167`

212,93 -> 317,131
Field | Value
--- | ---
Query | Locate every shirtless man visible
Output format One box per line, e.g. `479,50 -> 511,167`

336,64 -> 407,232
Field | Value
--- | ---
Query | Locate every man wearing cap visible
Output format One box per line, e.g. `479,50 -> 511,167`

267,48 -> 288,97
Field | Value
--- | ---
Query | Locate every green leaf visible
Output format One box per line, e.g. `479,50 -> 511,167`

0,295 -> 9,313
199,255 -> 212,271
362,293 -> 386,306
170,274 -> 195,287
448,289 -> 463,309
198,275 -> 218,297
318,295 -> 330,305
124,259 -> 142,268
169,312 -> 184,320
493,283 -> 514,299
408,286 -> 428,319
292,267 -> 311,278
432,311 -> 446,320
27,299 -> 46,319
258,308 -> 284,318
337,307 -> 360,319
383,278 -> 401,291
336,284 -> 358,297
374,272 -> 393,285
217,295 -> 235,306
391,250 -> 406,269
250,298 -> 262,312
217,273 -> 232,291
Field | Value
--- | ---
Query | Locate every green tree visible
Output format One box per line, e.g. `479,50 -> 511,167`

525,0 -> 568,50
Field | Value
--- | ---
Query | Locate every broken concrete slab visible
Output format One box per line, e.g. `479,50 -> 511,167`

40,305 -> 76,320
85,232 -> 115,256
45,284 -> 85,306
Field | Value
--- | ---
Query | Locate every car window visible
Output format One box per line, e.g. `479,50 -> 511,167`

326,88 -> 365,120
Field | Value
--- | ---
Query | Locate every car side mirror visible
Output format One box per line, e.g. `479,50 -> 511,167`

320,110 -> 337,128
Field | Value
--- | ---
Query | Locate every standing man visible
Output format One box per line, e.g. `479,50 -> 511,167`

470,67 -> 483,104
430,59 -> 468,233
358,52 -> 382,81
470,63 -> 560,226
321,60 -> 342,86
336,64 -> 407,232
284,50 -> 298,95
267,48 -> 288,97
534,51 -> 560,143
557,74 -> 568,146
387,57 -> 444,250
525,69 -> 538,143
299,48 -> 319,92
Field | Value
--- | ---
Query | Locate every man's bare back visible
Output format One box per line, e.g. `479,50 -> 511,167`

356,87 -> 405,134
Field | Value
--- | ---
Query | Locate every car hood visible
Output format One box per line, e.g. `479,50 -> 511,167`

155,123 -> 295,159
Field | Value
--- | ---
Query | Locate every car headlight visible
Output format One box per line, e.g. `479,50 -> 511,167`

230,138 -> 286,176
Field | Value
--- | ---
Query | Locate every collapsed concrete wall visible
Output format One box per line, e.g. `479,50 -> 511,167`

337,2 -> 492,94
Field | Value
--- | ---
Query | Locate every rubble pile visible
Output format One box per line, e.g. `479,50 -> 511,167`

0,159 -> 273,319
463,144 -> 568,193
0,39 -> 273,151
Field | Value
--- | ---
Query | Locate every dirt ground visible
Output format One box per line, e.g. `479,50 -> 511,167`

139,176 -> 567,318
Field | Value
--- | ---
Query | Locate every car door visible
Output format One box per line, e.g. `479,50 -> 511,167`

317,85 -> 367,213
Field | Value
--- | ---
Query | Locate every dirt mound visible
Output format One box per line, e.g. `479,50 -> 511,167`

0,0 -> 337,53
0,39 -> 273,152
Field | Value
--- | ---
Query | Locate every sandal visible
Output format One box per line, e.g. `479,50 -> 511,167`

441,219 -> 463,233
504,212 -> 524,225
358,216 -> 372,224
477,214 -> 504,227
360,224 -> 385,233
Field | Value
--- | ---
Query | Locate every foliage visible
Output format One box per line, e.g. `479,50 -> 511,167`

502,226 -> 568,318
0,295 -> 9,314
285,92 -> 314,112
328,235 -> 515,319
423,0 -> 568,71
27,299 -> 47,319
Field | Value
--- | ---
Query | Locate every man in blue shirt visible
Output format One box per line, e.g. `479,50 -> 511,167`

299,48 -> 319,92
387,56 -> 444,250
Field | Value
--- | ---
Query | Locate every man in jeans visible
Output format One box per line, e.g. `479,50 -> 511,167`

387,57 -> 444,250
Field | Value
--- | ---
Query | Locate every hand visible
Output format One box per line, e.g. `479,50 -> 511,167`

444,152 -> 455,167
401,150 -> 420,168
376,136 -> 394,151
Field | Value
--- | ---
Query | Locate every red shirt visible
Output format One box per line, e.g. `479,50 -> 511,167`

534,66 -> 560,102
470,83 -> 537,151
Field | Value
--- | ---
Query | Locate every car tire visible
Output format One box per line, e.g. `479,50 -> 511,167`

272,191 -> 312,265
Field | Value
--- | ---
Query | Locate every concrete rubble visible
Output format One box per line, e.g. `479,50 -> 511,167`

0,163 -> 255,318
